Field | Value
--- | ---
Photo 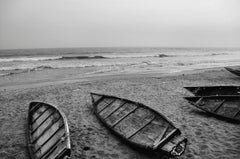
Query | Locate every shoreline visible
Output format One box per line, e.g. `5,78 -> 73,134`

0,66 -> 235,91
0,67 -> 239,159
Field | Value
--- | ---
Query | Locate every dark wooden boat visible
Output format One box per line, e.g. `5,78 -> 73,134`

90,93 -> 187,157
225,66 -> 240,77
184,96 -> 240,122
184,86 -> 240,96
27,102 -> 71,159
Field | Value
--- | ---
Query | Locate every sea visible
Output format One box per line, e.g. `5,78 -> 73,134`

0,47 -> 239,77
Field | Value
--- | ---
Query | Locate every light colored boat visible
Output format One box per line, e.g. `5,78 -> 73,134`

27,102 -> 71,159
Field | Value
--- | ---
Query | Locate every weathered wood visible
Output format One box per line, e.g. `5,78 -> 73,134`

43,137 -> 68,159
196,97 -> 203,105
103,102 -> 126,120
33,118 -> 63,151
97,98 -> 116,114
153,129 -> 179,149
127,116 -> 155,139
212,100 -> 225,112
193,87 -> 200,94
35,127 -> 65,158
31,110 -> 57,134
233,109 -> 240,118
32,117 -> 62,146
91,94 -> 103,103
185,96 -> 240,122
111,106 -> 138,128
30,103 -> 41,114
185,86 -> 240,96
91,93 -> 187,157
100,99 -> 125,119
161,137 -> 187,156
114,107 -> 153,138
32,106 -> 49,124
153,126 -> 169,147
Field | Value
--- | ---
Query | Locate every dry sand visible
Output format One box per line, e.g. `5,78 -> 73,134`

0,67 -> 239,159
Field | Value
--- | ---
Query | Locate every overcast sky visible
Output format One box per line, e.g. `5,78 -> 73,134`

0,0 -> 239,49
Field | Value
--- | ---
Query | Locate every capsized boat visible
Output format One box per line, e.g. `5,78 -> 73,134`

184,96 -> 240,122
27,102 -> 71,159
225,66 -> 240,77
90,93 -> 187,157
184,86 -> 240,96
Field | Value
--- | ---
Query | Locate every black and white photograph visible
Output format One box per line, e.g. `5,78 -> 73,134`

0,0 -> 239,159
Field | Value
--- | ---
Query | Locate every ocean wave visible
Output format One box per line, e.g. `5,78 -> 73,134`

58,55 -> 107,60
0,55 -> 109,63
155,54 -> 172,58
0,56 -> 61,62
0,62 -> 139,76
208,53 -> 228,56
29,65 -> 55,71
0,53 -> 175,63
0,65 -> 56,77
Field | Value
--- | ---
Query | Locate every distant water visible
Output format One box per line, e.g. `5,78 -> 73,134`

0,47 -> 239,76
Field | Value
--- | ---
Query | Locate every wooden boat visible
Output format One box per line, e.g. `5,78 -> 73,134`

225,66 -> 240,77
27,102 -> 71,159
90,93 -> 187,157
184,96 -> 240,122
184,86 -> 240,96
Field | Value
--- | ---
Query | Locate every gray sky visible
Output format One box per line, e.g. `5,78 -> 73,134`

0,0 -> 239,49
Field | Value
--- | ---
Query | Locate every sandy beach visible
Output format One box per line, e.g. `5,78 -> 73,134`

0,67 -> 239,159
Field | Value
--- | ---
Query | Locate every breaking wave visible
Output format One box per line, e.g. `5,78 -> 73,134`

58,55 -> 107,60
0,54 -> 174,63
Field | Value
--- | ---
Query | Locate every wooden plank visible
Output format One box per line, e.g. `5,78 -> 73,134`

111,106 -> 138,128
194,87 -> 200,94
33,118 -> 63,150
97,99 -> 116,114
30,103 -> 41,114
41,135 -> 67,159
32,106 -> 49,124
153,129 -> 179,149
196,97 -> 203,105
102,101 -> 126,120
31,110 -> 56,133
31,114 -> 61,143
153,126 -> 169,147
105,103 -> 137,126
233,109 -> 240,118
103,102 -> 126,120
127,116 -> 155,139
213,100 -> 225,112
114,107 -> 153,138
35,127 -> 65,158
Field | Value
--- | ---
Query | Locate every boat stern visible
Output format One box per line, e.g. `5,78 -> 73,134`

170,138 -> 187,156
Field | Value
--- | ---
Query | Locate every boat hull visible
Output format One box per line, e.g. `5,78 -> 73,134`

184,86 -> 240,96
225,66 -> 240,77
91,93 -> 187,157
185,96 -> 240,122
27,102 -> 71,159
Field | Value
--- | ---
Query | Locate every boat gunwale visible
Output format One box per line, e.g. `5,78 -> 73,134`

225,67 -> 240,76
184,86 -> 240,96
90,92 -> 181,152
184,95 -> 240,123
27,101 -> 71,159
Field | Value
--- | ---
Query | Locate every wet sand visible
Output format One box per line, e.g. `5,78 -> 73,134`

0,67 -> 239,159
